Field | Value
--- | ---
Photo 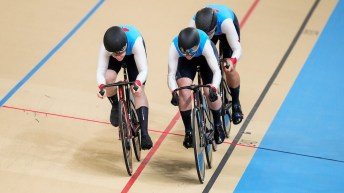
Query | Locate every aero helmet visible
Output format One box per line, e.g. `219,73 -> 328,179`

103,26 -> 128,53
178,27 -> 200,56
195,7 -> 217,34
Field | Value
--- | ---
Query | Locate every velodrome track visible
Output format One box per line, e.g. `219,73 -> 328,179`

1,0 -> 342,192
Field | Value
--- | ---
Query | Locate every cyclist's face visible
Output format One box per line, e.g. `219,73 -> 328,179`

185,55 -> 193,60
111,43 -> 127,61
112,51 -> 126,61
208,33 -> 215,39
180,44 -> 199,60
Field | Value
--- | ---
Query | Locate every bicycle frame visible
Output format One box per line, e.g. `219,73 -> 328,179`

219,58 -> 233,138
102,63 -> 138,135
196,67 -> 215,134
173,66 -> 216,183
219,59 -> 232,104
100,62 -> 141,176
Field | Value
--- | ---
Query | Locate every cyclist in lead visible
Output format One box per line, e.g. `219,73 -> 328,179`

168,27 -> 226,147
190,4 -> 244,125
96,25 -> 153,150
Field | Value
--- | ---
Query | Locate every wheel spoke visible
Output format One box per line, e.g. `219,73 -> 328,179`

192,108 -> 206,183
130,100 -> 141,161
119,101 -> 133,176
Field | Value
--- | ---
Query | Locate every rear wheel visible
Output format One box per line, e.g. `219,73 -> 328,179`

192,108 -> 206,184
119,101 -> 133,176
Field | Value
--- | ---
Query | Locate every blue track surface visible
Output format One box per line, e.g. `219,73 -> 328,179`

235,0 -> 344,192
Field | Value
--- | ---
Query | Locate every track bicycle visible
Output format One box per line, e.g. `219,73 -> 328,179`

172,66 -> 217,184
219,58 -> 233,138
99,62 -> 141,176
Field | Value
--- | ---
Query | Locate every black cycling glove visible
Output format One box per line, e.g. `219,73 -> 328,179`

171,92 -> 179,106
209,87 -> 218,102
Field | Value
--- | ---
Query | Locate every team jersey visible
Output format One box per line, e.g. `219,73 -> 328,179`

119,25 -> 141,55
206,4 -> 235,35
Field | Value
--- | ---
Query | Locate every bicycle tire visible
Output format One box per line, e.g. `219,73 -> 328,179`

220,79 -> 232,138
212,136 -> 217,152
192,107 -> 206,184
205,103 -> 217,151
207,110 -> 217,152
205,137 -> 213,169
119,101 -> 133,176
130,100 -> 141,161
202,96 -> 213,168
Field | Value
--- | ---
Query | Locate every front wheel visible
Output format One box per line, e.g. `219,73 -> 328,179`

192,108 -> 206,184
119,101 -> 133,176
222,100 -> 232,138
205,138 -> 213,169
130,100 -> 141,161
202,95 -> 217,152
220,80 -> 232,138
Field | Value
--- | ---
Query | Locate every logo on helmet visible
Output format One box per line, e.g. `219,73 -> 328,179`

122,27 -> 129,32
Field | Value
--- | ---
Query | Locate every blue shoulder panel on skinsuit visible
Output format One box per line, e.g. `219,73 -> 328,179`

173,29 -> 209,58
119,25 -> 141,55
207,4 -> 235,35
191,4 -> 234,35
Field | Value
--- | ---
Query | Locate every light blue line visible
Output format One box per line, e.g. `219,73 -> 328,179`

0,0 -> 104,107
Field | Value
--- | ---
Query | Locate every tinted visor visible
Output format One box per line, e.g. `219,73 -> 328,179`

179,44 -> 199,56
207,26 -> 217,35
113,43 -> 127,55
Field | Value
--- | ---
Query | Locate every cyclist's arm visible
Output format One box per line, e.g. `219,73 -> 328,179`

167,43 -> 180,92
202,41 -> 221,89
132,37 -> 148,84
221,18 -> 242,62
96,44 -> 111,86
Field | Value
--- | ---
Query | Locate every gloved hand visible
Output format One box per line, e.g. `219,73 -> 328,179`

221,58 -> 230,69
171,91 -> 179,106
133,80 -> 141,93
222,58 -> 236,72
209,85 -> 218,102
97,84 -> 106,99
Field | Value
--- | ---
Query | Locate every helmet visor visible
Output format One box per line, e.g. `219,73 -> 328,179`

179,44 -> 199,56
113,43 -> 127,55
207,26 -> 217,35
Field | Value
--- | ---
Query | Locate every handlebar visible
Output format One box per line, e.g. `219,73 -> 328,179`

172,84 -> 212,94
99,81 -> 139,96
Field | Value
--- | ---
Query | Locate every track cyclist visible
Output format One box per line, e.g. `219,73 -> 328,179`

167,27 -> 226,147
96,25 -> 153,150
190,4 -> 244,125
